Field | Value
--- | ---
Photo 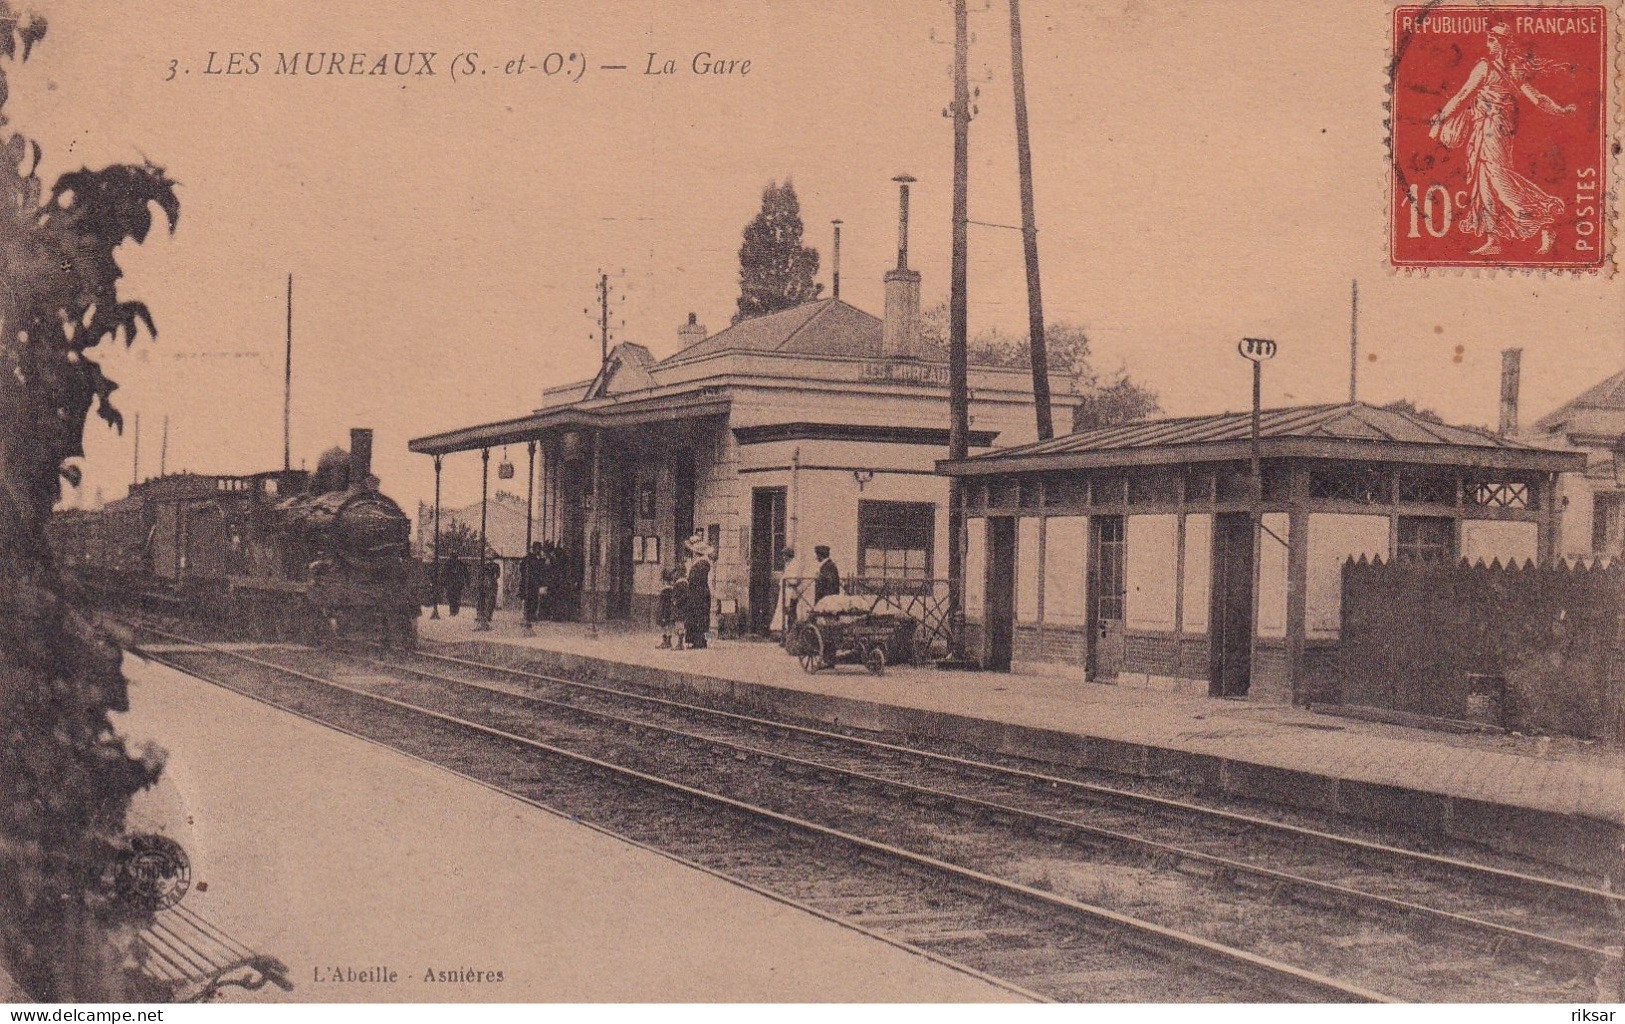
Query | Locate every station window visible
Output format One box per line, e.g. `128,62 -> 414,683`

857,500 -> 935,580
1396,516 -> 1456,563
1091,515 -> 1126,622
1593,493 -> 1622,555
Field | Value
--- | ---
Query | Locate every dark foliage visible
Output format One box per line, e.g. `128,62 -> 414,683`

732,180 -> 822,324
1380,398 -> 1446,424
916,301 -> 1161,431
0,4 -> 178,999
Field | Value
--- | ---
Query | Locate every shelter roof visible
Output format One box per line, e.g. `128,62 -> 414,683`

939,402 -> 1583,476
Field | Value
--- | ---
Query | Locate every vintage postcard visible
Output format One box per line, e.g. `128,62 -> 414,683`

3,0 -> 1624,1012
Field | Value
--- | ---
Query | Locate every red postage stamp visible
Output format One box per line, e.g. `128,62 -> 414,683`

1390,5 -> 1611,270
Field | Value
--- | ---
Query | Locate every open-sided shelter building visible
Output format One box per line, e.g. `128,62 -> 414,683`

937,402 -> 1583,703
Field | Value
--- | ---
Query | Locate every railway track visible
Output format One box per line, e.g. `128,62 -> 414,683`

126,623 -> 1389,1003
326,643 -> 1623,1000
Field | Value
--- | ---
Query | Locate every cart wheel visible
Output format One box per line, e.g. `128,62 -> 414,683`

865,645 -> 886,676
797,624 -> 824,674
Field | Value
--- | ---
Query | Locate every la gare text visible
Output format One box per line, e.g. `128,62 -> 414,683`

196,50 -> 751,77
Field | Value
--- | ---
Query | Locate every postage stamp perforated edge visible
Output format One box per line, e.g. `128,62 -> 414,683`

1383,0 -> 1623,276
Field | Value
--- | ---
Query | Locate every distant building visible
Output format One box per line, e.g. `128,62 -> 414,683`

938,402 -> 1582,703
1524,367 -> 1625,560
415,490 -> 538,560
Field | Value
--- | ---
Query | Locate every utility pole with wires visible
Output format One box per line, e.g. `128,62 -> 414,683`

1348,279 -> 1359,404
598,271 -> 610,368
946,0 -> 974,662
284,273 -> 293,471
584,268 -> 629,375
1007,0 -> 1053,441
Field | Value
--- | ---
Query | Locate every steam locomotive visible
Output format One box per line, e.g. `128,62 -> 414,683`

51,428 -> 418,645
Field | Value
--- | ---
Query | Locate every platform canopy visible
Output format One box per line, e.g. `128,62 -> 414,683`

938,402 -> 1585,476
407,390 -> 730,457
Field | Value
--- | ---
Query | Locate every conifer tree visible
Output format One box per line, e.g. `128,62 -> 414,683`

733,180 -> 822,324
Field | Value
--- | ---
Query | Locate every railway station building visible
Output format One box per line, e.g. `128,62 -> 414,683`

936,403 -> 1582,703
1522,364 -> 1625,560
409,234 -> 1079,634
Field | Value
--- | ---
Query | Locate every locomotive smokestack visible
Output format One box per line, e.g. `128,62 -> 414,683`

350,428 -> 374,489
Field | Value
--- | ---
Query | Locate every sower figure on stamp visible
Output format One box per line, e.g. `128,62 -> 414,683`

1429,22 -> 1576,255
683,532 -> 713,650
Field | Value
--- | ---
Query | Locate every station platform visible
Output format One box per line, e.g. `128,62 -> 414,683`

108,653 -> 1021,1002
421,609 -> 1625,876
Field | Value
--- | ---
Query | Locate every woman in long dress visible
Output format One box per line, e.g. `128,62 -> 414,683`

683,534 -> 713,650
1429,24 -> 1576,255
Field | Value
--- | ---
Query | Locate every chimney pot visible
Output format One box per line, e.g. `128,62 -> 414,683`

678,313 -> 707,348
882,177 -> 922,359
1499,348 -> 1523,437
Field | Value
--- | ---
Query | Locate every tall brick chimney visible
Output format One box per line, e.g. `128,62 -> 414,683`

1499,348 -> 1522,436
349,427 -> 373,489
882,175 -> 922,359
677,312 -> 706,349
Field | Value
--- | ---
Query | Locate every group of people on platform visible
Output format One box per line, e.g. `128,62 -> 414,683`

658,531 -> 716,650
431,541 -> 573,632
430,533 -> 846,645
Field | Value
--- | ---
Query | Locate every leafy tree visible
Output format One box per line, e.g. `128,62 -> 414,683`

0,5 -> 179,999
1072,375 -> 1163,431
732,180 -> 822,324
1380,398 -> 1445,424
436,519 -> 488,560
916,301 -> 1161,432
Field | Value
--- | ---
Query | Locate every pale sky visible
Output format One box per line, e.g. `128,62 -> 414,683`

18,0 -> 1623,517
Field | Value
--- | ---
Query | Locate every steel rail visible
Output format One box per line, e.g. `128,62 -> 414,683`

130,624 -> 1388,1003
125,637 -> 1043,1004
372,642 -> 1625,914
331,646 -> 1616,969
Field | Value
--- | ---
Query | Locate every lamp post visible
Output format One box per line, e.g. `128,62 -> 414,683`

1238,337 -> 1277,698
430,455 -> 442,619
477,447 -> 490,632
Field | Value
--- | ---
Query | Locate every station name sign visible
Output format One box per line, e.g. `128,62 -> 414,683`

861,360 -> 950,386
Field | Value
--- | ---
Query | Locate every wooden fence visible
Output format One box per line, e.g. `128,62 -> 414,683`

1330,556 -> 1625,740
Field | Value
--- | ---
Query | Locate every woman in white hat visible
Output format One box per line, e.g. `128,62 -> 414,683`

682,532 -> 714,649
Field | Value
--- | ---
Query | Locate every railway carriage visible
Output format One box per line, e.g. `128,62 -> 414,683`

51,428 -> 418,644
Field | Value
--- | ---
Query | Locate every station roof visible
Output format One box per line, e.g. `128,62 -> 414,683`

661,299 -> 883,363
938,402 -> 1585,476
1536,367 -> 1625,424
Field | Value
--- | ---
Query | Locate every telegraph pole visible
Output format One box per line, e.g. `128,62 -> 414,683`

946,0 -> 972,660
1008,0 -> 1053,441
598,272 -> 610,369
284,273 -> 293,471
1348,279 -> 1359,404
159,415 -> 169,477
131,412 -> 141,487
